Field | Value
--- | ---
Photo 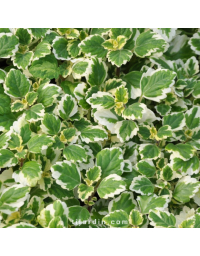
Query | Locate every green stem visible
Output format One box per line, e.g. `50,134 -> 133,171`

138,95 -> 143,103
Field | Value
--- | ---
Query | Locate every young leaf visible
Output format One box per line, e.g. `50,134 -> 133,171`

96,147 -> 124,178
129,209 -> 144,226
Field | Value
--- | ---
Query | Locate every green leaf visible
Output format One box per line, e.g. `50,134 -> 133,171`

0,94 -> 11,114
29,54 -> 59,79
194,214 -> 200,228
60,128 -> 77,144
27,134 -> 54,153
0,131 -> 11,149
48,181 -> 74,200
33,41 -> 51,60
52,36 -> 70,60
72,61 -> 89,79
161,165 -> 174,181
41,113 -> 61,135
80,126 -> 108,143
11,100 -> 26,113
96,147 -> 124,179
122,71 -> 142,99
152,28 -> 177,43
188,32 -> 200,55
184,56 -> 199,76
0,34 -> 19,58
130,176 -> 154,195
68,206 -> 90,226
8,132 -> 22,150
140,68 -> 176,102
0,184 -> 30,214
25,103 -> 45,122
94,109 -> 119,133
58,94 -> 78,120
8,222 -> 35,228
4,69 -> 30,98
138,194 -> 169,214
171,156 -> 199,176
0,149 -> 17,168
63,144 -> 87,162
37,83 -> 61,107
129,209 -> 144,226
67,40 -> 81,58
15,28 -> 32,45
87,58 -> 107,86
103,210 -> 129,228
165,143 -> 195,161
91,28 -> 110,36
51,160 -> 81,190
78,184 -> 94,201
185,106 -> 200,131
173,176 -> 200,203
164,34 -> 194,60
107,49 -> 132,67
139,144 -> 160,160
108,192 -> 136,215
97,174 -> 126,199
28,28 -> 49,39
37,200 -> 68,228
149,210 -> 176,228
134,30 -> 168,58
114,120 -> 138,142
157,125 -> 172,140
136,160 -> 156,177
79,35 -> 107,58
110,28 -> 132,39
85,166 -> 102,186
155,104 -> 171,116
12,51 -> 33,70
25,91 -> 38,106
122,103 -> 146,120
13,161 -> 42,187
0,113 -> 17,132
163,112 -> 185,131
87,92 -> 115,110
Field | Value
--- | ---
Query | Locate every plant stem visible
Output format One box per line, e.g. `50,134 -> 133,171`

138,95 -> 143,103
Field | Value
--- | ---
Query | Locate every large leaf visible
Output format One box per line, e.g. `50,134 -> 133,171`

140,68 -> 176,102
4,69 -> 30,98
134,30 -> 168,58
29,54 -> 59,79
13,161 -> 42,187
0,33 -> 19,58
79,35 -> 107,58
0,185 -> 30,214
173,176 -> 200,203
51,160 -> 81,190
96,147 -> 124,178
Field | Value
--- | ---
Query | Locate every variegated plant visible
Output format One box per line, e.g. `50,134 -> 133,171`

1,28 -> 200,228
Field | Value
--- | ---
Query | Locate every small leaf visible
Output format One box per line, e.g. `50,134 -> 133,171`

129,209 -> 144,226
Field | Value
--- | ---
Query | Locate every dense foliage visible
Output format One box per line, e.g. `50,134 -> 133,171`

0,28 -> 200,228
